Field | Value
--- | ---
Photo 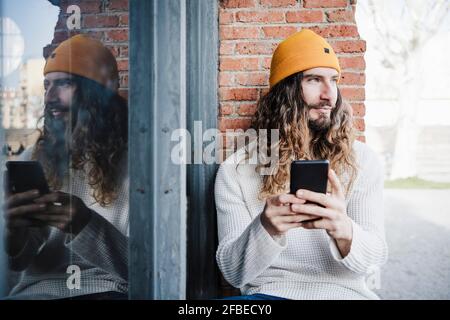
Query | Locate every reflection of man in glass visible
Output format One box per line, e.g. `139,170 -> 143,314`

3,35 -> 128,299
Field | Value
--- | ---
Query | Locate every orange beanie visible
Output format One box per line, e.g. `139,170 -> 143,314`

269,29 -> 340,88
44,34 -> 119,91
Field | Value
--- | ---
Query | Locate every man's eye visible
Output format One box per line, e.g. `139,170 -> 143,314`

308,78 -> 320,82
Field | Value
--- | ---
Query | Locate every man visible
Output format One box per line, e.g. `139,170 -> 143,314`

215,29 -> 388,300
3,35 -> 128,299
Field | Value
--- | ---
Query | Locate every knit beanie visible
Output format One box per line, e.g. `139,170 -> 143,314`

269,29 -> 340,88
44,34 -> 119,91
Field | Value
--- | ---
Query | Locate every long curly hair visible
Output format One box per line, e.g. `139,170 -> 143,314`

33,75 -> 128,206
249,72 -> 358,199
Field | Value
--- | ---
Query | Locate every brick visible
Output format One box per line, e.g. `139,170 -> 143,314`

340,87 -> 365,101
219,88 -> 259,101
303,0 -> 347,8
326,9 -> 354,22
220,103 -> 235,116
220,57 -> 259,71
120,45 -> 129,57
262,26 -> 298,39
285,10 -> 324,23
107,45 -> 119,57
235,42 -> 276,55
221,133 -> 237,149
107,0 -> 129,12
61,1 -> 101,14
331,40 -> 366,53
117,59 -> 129,71
262,57 -> 272,69
339,56 -> 365,70
339,72 -> 365,85
260,0 -> 297,7
237,103 -> 257,116
235,73 -> 268,86
219,73 -> 235,86
55,16 -> 68,30
105,30 -> 128,42
220,26 -> 260,40
310,25 -> 359,38
236,11 -> 284,23
220,42 -> 235,55
119,14 -> 129,26
85,30 -> 104,41
220,10 -> 234,24
220,0 -> 256,9
350,103 -> 366,117
52,31 -> 70,44
83,15 -> 119,28
218,117 -> 252,132
120,73 -> 128,87
353,118 -> 365,132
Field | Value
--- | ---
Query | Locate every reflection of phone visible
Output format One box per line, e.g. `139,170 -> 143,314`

290,160 -> 329,207
5,161 -> 50,195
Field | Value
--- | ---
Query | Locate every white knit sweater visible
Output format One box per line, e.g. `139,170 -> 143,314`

215,140 -> 388,300
6,146 -> 129,299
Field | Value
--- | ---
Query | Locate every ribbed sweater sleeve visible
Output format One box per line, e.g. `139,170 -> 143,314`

215,164 -> 287,288
329,147 -> 388,274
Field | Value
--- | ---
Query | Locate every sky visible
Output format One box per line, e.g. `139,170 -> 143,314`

1,0 -> 59,87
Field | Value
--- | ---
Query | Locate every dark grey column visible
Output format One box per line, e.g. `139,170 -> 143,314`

129,0 -> 187,299
186,0 -> 220,299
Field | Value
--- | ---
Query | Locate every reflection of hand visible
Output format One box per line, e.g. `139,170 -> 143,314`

3,189 -> 47,256
4,189 -> 47,230
291,169 -> 353,256
33,192 -> 92,235
261,193 -> 317,237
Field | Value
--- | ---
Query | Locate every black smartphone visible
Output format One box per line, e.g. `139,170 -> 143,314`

5,161 -> 50,195
290,160 -> 329,207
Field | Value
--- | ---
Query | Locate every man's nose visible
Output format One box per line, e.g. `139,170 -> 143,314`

44,85 -> 57,104
320,82 -> 333,102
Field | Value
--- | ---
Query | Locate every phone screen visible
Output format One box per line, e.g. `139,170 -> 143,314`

5,161 -> 50,195
290,160 -> 329,201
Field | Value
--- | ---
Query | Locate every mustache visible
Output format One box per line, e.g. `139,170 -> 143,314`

308,101 -> 333,109
45,103 -> 70,113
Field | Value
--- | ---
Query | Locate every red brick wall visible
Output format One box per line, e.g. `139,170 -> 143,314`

218,0 -> 366,146
44,0 -> 129,99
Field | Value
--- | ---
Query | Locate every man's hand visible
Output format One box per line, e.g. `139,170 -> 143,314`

261,193 -> 317,237
4,189 -> 48,229
291,169 -> 353,257
3,189 -> 48,256
33,192 -> 92,235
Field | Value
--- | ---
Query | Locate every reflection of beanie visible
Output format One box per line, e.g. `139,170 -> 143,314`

44,35 -> 119,91
269,29 -> 340,88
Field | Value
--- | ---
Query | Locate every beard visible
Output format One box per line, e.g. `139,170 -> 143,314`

307,101 -> 333,133
42,103 -> 75,177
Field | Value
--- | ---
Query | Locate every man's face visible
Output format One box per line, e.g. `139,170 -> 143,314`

44,72 -> 77,124
301,67 -> 339,131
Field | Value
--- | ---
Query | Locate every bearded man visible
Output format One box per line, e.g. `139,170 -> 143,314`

3,35 -> 128,300
215,29 -> 388,300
